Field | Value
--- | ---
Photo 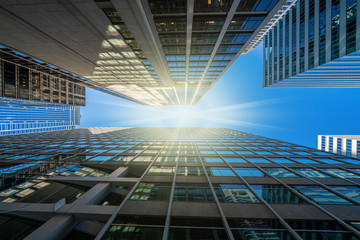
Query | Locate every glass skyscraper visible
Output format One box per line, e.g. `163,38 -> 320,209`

318,135 -> 360,159
0,97 -> 80,136
0,127 -> 359,239
264,0 -> 360,87
0,0 -> 294,106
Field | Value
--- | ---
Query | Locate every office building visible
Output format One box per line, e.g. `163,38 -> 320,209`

0,46 -> 86,106
0,127 -> 359,239
0,97 -> 80,136
0,0 -> 295,106
318,135 -> 360,158
264,0 -> 360,87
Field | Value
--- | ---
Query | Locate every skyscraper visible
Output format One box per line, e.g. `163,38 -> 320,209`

0,46 -> 83,135
0,0 -> 295,106
0,97 -> 80,136
0,127 -> 359,239
264,0 -> 360,87
318,135 -> 360,158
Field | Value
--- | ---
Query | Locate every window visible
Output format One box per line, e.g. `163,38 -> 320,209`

130,183 -> 171,201
216,184 -> 259,203
147,166 -> 175,176
246,158 -> 271,163
269,158 -> 295,164
208,167 -> 236,176
327,186 -> 360,201
224,157 -> 247,163
234,168 -> 263,177
313,158 -> 344,164
291,158 -> 319,164
174,184 -> 213,202
292,185 -> 353,205
320,169 -> 360,178
87,156 -> 113,161
203,157 -> 223,163
177,167 -> 205,176
251,185 -> 307,204
293,168 -> 331,178
263,168 -> 299,178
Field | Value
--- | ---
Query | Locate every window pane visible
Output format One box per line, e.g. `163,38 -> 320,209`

293,168 -> 331,178
130,183 -> 171,201
209,167 -> 236,176
251,185 -> 307,204
292,185 -> 353,205
216,184 -> 259,203
234,168 -> 263,177
263,168 -> 299,177
320,169 -> 360,178
174,184 -> 213,202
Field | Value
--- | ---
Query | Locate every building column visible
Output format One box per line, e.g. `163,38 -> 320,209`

304,0 -> 309,71
289,8 -> 293,77
357,0 -> 360,50
339,0 -> 346,57
351,139 -> 357,158
296,1 -> 300,74
325,0 -> 331,62
314,0 -> 320,67
333,137 -> 338,153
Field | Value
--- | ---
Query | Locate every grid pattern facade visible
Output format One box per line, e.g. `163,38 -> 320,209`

0,0 -> 292,106
0,46 -> 86,106
264,0 -> 360,87
0,128 -> 359,239
318,135 -> 360,159
0,97 -> 79,136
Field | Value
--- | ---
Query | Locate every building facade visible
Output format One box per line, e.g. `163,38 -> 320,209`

0,97 -> 80,136
264,0 -> 360,87
0,0 -> 295,106
318,135 -> 360,158
0,45 -> 86,106
0,127 -> 359,239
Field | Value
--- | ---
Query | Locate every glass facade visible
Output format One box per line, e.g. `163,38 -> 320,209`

0,127 -> 359,239
0,97 -> 80,136
264,0 -> 360,88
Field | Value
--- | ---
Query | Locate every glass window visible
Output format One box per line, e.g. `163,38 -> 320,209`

251,185 -> 307,204
217,150 -> 236,155
201,150 -> 217,155
234,168 -> 263,177
292,185 -> 353,205
174,184 -> 213,202
320,169 -> 360,178
269,158 -> 295,164
223,157 -> 247,163
246,157 -> 271,163
130,183 -> 171,201
147,166 -> 175,176
314,158 -> 345,164
328,186 -> 360,202
216,184 -> 259,203
236,151 -> 255,155
177,167 -> 205,176
86,155 -> 113,161
203,157 -> 223,163
293,168 -> 331,178
105,225 -> 163,239
263,168 -> 299,178
169,228 -> 227,240
338,158 -> 360,164
290,158 -> 319,164
209,167 -> 236,176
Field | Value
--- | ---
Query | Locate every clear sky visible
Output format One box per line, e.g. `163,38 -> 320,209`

80,43 -> 360,149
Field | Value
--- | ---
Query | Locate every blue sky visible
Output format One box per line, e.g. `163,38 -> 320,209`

80,43 -> 360,149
